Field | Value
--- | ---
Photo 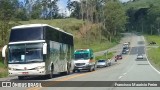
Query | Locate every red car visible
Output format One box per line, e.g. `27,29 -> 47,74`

115,55 -> 122,60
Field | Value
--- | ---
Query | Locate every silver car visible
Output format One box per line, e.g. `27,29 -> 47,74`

137,54 -> 143,59
97,60 -> 107,68
97,59 -> 111,68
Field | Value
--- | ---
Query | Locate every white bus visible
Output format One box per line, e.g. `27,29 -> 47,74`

2,24 -> 74,80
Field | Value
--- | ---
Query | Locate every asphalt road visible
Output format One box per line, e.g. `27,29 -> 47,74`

1,33 -> 160,90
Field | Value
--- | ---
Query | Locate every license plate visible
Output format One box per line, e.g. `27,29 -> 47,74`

78,68 -> 83,70
22,72 -> 28,74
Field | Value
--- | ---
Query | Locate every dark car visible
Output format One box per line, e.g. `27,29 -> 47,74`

122,49 -> 127,54
115,55 -> 122,60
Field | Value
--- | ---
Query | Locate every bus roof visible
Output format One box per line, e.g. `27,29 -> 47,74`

12,24 -> 73,36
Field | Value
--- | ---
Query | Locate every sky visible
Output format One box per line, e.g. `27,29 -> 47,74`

19,0 -> 130,16
57,0 -> 130,16
57,0 -> 80,16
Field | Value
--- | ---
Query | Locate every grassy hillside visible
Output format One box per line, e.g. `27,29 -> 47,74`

145,35 -> 160,70
20,18 -> 84,35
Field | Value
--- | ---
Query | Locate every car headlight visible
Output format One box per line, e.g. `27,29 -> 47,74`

35,66 -> 45,70
85,63 -> 91,66
8,67 -> 16,70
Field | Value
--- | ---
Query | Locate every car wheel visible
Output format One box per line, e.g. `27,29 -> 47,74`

88,67 -> 92,72
93,65 -> 96,71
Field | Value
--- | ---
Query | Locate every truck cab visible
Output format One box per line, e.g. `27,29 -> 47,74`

73,49 -> 96,72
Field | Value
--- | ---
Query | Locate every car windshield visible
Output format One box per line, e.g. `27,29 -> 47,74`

98,60 -> 105,62
74,53 -> 89,60
123,49 -> 126,51
9,43 -> 43,64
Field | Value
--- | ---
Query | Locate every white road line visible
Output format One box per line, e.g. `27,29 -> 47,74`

118,73 -> 127,80
118,76 -> 123,79
142,36 -> 160,74
123,73 -> 127,76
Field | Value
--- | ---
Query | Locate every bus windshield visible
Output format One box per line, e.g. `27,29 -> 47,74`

74,53 -> 89,60
9,43 -> 43,64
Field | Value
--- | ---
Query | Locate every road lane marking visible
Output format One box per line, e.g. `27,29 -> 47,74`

142,36 -> 160,75
123,73 -> 127,76
118,76 -> 123,79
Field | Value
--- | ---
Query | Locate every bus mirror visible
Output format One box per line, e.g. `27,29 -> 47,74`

2,45 -> 7,58
43,43 -> 47,54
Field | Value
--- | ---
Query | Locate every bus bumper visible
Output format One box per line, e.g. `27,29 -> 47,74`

8,70 -> 46,77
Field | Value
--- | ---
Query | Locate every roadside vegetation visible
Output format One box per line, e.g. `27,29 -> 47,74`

145,35 -> 160,70
0,61 -> 8,78
95,52 -> 114,61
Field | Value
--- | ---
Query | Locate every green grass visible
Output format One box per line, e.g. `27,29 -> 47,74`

20,18 -> 84,35
95,52 -> 114,60
75,41 -> 117,52
145,35 -> 160,69
145,35 -> 160,45
148,48 -> 160,69
0,61 -> 8,78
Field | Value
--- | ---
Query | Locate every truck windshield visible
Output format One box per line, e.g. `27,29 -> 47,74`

9,43 -> 43,64
74,53 -> 89,60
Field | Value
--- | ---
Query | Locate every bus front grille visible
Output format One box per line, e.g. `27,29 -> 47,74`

75,63 -> 85,66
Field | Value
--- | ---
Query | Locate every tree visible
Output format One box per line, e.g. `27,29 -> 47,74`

0,0 -> 20,65
147,5 -> 160,35
104,0 -> 128,41
31,2 -> 42,19
69,1 -> 81,19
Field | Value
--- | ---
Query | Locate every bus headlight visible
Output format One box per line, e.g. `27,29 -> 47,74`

8,67 -> 16,70
35,66 -> 45,70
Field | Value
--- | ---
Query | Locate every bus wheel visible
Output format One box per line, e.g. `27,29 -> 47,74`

18,76 -> 26,80
48,64 -> 54,79
73,69 -> 76,73
64,63 -> 71,75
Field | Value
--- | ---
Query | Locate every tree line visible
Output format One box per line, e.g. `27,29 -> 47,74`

125,0 -> 160,35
